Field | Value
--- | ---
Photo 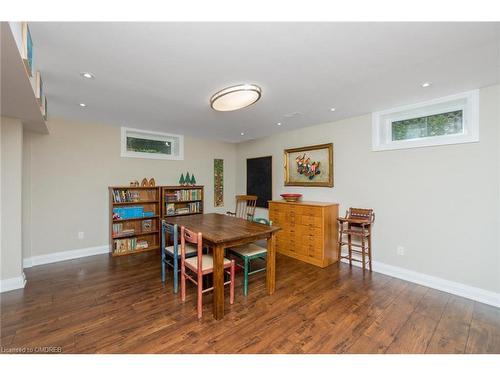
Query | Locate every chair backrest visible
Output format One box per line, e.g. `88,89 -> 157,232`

180,226 -> 203,272
234,195 -> 258,220
161,221 -> 178,254
347,208 -> 375,223
253,217 -> 272,226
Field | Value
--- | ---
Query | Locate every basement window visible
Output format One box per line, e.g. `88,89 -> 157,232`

121,127 -> 184,160
372,90 -> 479,151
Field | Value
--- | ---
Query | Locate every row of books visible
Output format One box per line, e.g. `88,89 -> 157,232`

165,202 -> 202,216
164,189 -> 202,202
113,238 -> 150,253
113,206 -> 155,220
112,223 -> 135,236
112,189 -> 141,203
112,221 -> 154,237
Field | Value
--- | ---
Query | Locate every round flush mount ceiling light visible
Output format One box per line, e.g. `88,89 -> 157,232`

81,72 -> 95,79
79,103 -> 87,107
210,84 -> 261,112
421,82 -> 432,88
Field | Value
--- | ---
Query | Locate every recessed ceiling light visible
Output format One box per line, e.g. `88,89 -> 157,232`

79,103 -> 87,107
277,122 -> 282,126
421,82 -> 431,88
330,108 -> 336,112
240,132 -> 245,136
81,72 -> 95,79
210,84 -> 261,112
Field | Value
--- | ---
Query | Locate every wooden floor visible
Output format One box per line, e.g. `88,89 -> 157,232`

1,251 -> 499,354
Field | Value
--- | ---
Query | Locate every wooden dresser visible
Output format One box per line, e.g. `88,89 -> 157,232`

268,200 -> 339,268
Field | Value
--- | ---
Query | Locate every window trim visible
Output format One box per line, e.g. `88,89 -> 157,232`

372,90 -> 479,151
120,127 -> 184,160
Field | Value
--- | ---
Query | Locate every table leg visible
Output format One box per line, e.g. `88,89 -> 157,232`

212,244 -> 225,320
266,233 -> 276,295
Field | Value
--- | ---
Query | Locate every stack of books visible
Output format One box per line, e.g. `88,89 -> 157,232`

114,238 -> 137,253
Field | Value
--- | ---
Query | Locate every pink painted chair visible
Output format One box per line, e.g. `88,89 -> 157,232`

180,226 -> 235,319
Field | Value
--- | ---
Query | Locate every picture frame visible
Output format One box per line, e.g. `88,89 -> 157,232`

22,22 -> 34,76
284,143 -> 333,187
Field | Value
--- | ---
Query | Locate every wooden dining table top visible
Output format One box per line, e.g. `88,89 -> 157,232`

164,213 -> 281,245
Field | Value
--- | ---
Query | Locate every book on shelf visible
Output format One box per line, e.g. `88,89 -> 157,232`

136,240 -> 149,250
112,223 -> 135,236
141,219 -> 153,232
112,189 -> 143,203
166,203 -> 175,216
165,189 -> 202,202
114,238 -> 137,253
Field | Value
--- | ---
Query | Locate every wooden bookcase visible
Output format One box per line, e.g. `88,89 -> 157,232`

161,186 -> 204,219
109,186 -> 161,257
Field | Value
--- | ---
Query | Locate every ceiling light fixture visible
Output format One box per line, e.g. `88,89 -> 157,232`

277,122 -> 282,126
210,84 -> 261,112
240,132 -> 245,136
81,72 -> 95,79
79,103 -> 87,107
421,82 -> 431,88
330,108 -> 336,112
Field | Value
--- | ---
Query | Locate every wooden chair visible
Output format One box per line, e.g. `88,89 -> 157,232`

227,217 -> 271,296
337,208 -> 375,272
161,221 -> 198,293
226,195 -> 257,221
180,226 -> 235,319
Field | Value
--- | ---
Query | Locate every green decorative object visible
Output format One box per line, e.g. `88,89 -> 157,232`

185,172 -> 190,186
190,174 -> 196,185
214,159 -> 224,207
179,173 -> 185,185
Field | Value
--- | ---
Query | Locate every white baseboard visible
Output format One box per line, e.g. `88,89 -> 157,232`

23,245 -> 110,268
340,258 -> 500,308
0,272 -> 27,293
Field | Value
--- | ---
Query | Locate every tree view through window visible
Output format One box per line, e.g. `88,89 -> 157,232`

392,110 -> 463,141
126,136 -> 172,155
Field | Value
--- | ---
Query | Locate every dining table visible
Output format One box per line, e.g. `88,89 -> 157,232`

164,213 -> 281,320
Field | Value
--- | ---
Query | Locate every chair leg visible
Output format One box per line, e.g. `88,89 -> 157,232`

243,257 -> 249,296
337,223 -> 343,262
161,251 -> 166,283
348,224 -> 353,267
197,271 -> 203,319
368,232 -> 373,272
361,234 -> 366,273
230,260 -> 235,304
180,268 -> 186,302
173,255 -> 179,293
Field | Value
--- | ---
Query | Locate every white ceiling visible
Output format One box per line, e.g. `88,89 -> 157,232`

29,22 -> 499,142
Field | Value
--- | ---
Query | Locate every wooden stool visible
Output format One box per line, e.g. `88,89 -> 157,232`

337,208 -> 375,272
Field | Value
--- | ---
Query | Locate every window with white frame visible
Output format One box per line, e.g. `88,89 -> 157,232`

121,127 -> 184,160
372,90 -> 479,151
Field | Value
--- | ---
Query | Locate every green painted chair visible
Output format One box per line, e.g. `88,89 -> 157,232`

227,217 -> 272,296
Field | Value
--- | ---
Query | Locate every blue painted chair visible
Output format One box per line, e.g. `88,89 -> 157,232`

227,217 -> 272,296
161,221 -> 197,293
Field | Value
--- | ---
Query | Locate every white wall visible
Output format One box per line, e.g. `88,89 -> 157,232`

23,117 -> 237,258
236,85 -> 500,294
22,130 -> 32,261
1,117 -> 24,283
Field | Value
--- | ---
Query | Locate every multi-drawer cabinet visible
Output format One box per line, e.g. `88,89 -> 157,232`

268,200 -> 339,268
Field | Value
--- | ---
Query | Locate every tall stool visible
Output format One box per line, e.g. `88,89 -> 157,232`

338,208 -> 375,272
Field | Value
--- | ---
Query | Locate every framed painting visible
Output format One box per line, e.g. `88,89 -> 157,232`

284,143 -> 333,187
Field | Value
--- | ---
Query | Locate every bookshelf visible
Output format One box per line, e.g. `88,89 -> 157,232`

109,186 -> 161,257
161,186 -> 204,218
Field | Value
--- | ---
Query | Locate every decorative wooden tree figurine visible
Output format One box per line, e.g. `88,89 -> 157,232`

185,172 -> 190,186
190,174 -> 196,186
179,173 -> 185,186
